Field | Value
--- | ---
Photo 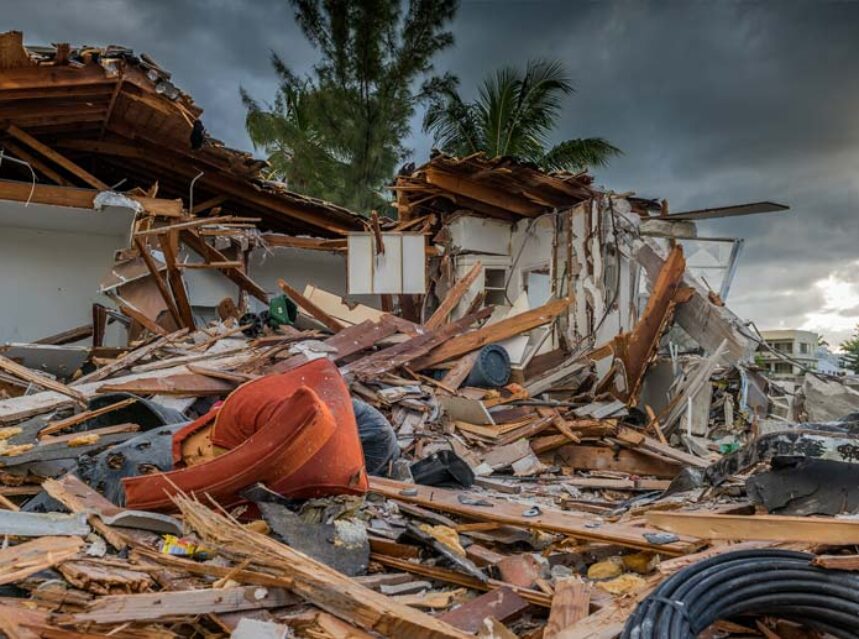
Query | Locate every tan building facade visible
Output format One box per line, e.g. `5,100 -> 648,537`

758,329 -> 819,379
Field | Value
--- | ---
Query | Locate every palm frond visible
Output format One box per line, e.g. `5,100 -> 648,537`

422,75 -> 481,155
504,59 -> 573,160
539,137 -> 622,172
477,65 -> 519,156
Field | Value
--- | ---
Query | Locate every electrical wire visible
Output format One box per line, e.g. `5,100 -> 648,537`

0,147 -> 37,206
622,549 -> 859,639
739,320 -> 834,379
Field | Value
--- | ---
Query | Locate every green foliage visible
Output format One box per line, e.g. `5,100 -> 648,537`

840,325 -> 859,373
423,59 -> 621,172
243,0 -> 458,214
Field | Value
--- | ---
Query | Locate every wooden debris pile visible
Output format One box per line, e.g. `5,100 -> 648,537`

0,256 -> 854,638
0,30 -> 852,639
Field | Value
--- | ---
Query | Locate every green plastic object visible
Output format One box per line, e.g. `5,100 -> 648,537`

268,294 -> 298,326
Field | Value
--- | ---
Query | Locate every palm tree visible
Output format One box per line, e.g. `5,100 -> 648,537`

423,59 -> 620,171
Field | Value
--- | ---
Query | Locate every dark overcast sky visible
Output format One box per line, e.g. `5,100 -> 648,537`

8,0 -> 859,345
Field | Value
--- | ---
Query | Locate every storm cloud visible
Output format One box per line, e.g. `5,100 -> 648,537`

6,0 -> 859,344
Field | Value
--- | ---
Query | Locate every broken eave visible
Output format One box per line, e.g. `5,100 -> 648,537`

0,31 -> 364,238
393,152 -> 596,223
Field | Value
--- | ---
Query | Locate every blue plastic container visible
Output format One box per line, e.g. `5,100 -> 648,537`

465,344 -> 511,388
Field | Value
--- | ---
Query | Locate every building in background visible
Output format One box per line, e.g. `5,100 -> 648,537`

817,345 -> 849,377
758,329 -> 820,379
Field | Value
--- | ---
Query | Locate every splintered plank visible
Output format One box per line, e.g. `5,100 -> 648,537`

72,328 -> 189,386
371,553 -> 551,608
133,215 -> 260,237
612,426 -> 710,468
108,293 -> 169,336
5,124 -> 108,190
0,352 -> 255,424
635,239 -> 755,363
277,278 -> 344,333
0,354 -> 86,405
97,373 -> 234,396
441,351 -> 481,390
267,318 -> 400,374
0,536 -> 84,586
552,594 -> 644,639
425,261 -> 483,330
412,298 -> 572,369
63,586 -> 300,624
182,230 -> 268,303
345,307 -> 494,379
133,237 -> 182,327
326,317 -> 401,361
813,555 -> 859,571
439,587 -> 528,633
646,511 -> 859,544
42,475 -> 127,550
177,497 -> 471,639
158,232 -> 195,330
563,477 -> 670,492
605,244 -> 687,402
369,478 -> 698,555
0,602 -> 49,639
554,445 -> 681,479
545,578 -> 591,639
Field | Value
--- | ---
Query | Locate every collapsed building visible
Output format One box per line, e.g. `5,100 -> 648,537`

1,31 -> 859,639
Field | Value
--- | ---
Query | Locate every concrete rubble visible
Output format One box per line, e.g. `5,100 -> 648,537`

0,31 -> 857,639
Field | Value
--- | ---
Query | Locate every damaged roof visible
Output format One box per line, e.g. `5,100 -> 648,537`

392,152 -> 597,222
0,31 -> 365,237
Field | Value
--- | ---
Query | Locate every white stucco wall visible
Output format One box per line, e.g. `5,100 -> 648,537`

450,214 -> 555,317
250,246 -> 348,300
0,200 -> 134,344
182,245 -> 379,314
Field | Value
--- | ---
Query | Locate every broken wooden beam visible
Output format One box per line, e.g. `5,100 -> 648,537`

176,495 -> 471,639
425,261 -> 483,330
413,297 -> 572,370
369,478 -> 698,555
73,328 -> 189,386
158,232 -> 196,330
181,230 -> 269,304
647,511 -> 859,544
635,239 -> 755,364
5,124 -> 109,190
0,536 -> 84,586
0,354 -> 86,405
277,278 -> 344,333
62,586 -> 300,624
133,237 -> 183,327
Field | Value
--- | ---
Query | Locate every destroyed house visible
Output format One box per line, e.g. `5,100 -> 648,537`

393,153 -> 787,397
6,31 -> 859,639
0,29 -> 785,372
0,30 -> 367,346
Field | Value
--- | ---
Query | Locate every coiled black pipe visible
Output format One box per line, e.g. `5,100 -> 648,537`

622,549 -> 859,639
